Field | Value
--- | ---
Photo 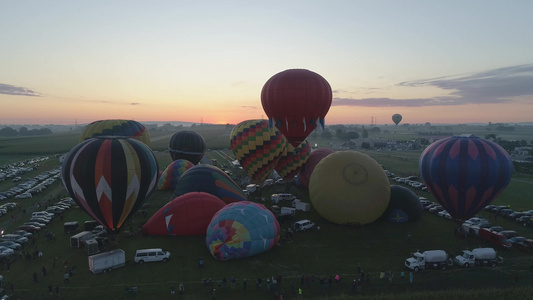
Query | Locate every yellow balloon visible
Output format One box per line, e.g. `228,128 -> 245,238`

309,151 -> 390,225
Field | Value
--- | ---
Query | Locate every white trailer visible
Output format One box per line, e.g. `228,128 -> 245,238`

88,249 -> 126,274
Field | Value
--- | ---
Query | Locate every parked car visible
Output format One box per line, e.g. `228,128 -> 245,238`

0,241 -> 21,250
25,221 -> 46,228
18,224 -> 41,233
508,236 -> 527,244
12,230 -> 32,238
515,239 -> 533,251
0,246 -> 14,256
488,226 -> 504,233
499,230 -> 518,239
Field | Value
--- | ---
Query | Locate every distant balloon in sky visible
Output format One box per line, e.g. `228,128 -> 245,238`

261,69 -> 332,147
230,119 -> 287,184
142,192 -> 226,236
392,114 -> 402,125
61,137 -> 158,233
168,131 -> 206,165
419,135 -> 513,224
309,151 -> 390,225
80,119 -> 151,146
206,201 -> 280,261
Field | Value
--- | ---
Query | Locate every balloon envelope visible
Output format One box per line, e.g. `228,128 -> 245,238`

168,131 -> 206,165
172,165 -> 247,204
297,148 -> 335,189
309,151 -> 390,225
392,114 -> 402,125
206,201 -> 280,261
419,135 -> 513,223
274,140 -> 311,181
230,119 -> 287,184
142,192 -> 226,236
80,119 -> 151,146
382,185 -> 424,222
157,159 -> 195,191
61,137 -> 158,232
261,69 -> 332,147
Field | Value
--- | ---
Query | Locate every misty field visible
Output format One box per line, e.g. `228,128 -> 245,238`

0,125 -> 532,299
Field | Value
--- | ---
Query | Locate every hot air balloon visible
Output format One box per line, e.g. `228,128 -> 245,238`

309,151 -> 390,225
206,201 -> 280,261
61,137 -> 158,233
297,148 -> 335,189
261,69 -> 332,147
142,192 -> 226,236
419,135 -> 513,224
382,185 -> 424,223
392,114 -> 402,126
168,131 -> 206,165
230,119 -> 287,184
274,140 -> 311,181
157,159 -> 195,190
172,165 -> 247,204
80,119 -> 151,146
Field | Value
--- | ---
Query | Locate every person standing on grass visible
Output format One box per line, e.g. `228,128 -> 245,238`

409,272 -> 414,284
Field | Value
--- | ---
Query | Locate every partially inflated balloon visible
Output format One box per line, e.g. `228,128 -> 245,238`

261,69 -> 333,147
61,137 -> 158,232
172,165 -> 247,204
309,151 -> 390,225
230,120 -> 287,184
80,119 -> 150,146
157,159 -> 195,190
382,185 -> 423,223
168,131 -> 206,165
419,135 -> 513,224
206,201 -> 280,261
297,148 -> 335,189
142,192 -> 226,236
274,140 -> 311,181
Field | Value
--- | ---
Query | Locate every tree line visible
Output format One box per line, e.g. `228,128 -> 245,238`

0,126 -> 52,136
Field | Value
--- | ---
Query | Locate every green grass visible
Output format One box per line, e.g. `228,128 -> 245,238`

1,127 -> 533,299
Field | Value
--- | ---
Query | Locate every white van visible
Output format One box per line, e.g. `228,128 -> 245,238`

134,248 -> 171,264
32,211 -> 54,219
294,220 -> 315,232
271,193 -> 295,204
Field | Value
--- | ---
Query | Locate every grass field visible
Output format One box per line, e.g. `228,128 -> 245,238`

0,126 -> 533,299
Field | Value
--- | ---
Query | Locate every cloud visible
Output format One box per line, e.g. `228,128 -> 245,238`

333,64 -> 533,107
0,83 -> 42,97
240,106 -> 257,109
130,102 -> 140,105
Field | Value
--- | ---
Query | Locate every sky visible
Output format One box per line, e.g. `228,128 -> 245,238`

1,0 -> 532,126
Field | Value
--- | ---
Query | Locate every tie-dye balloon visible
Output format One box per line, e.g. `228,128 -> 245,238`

206,201 -> 280,261
157,159 -> 195,190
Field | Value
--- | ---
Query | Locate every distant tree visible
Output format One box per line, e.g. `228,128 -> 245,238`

424,122 -> 431,127
369,127 -> 381,134
345,131 -> 359,140
485,133 -> 497,140
321,130 -> 332,139
361,142 -> 370,149
335,128 -> 343,137
18,126 -> 29,136
191,123 -> 197,128
0,126 -> 18,136
362,129 -> 368,138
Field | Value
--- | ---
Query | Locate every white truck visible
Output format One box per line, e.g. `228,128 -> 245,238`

246,184 -> 259,193
454,247 -> 503,268
462,218 -> 490,236
405,250 -> 452,272
88,249 -> 126,274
